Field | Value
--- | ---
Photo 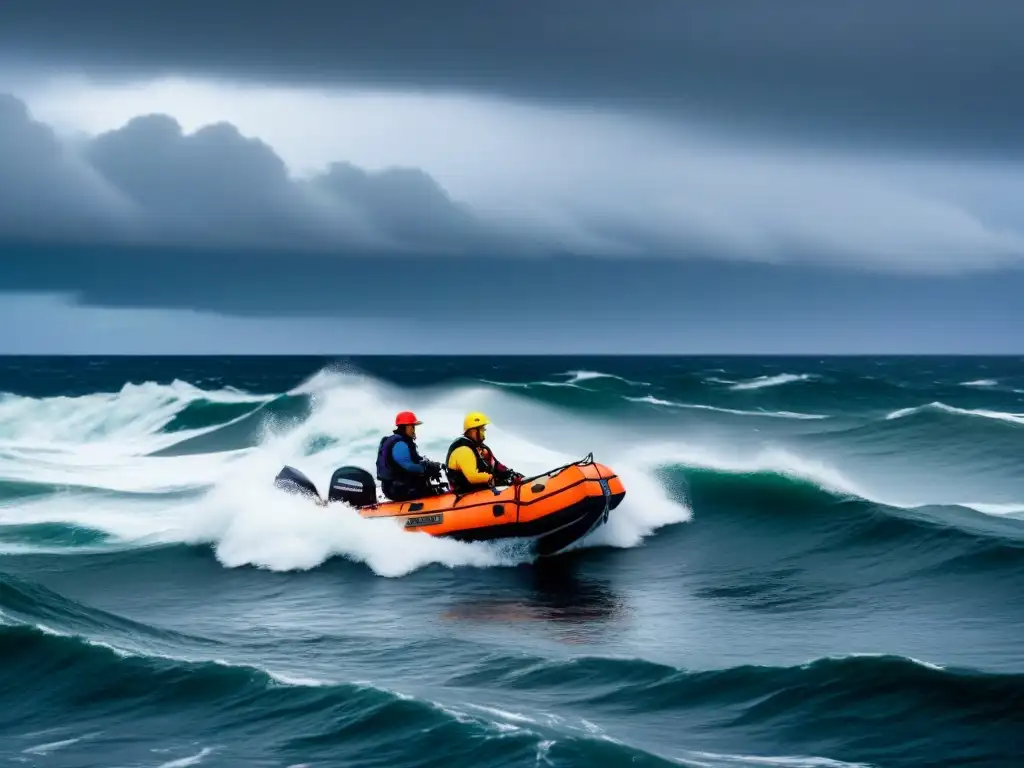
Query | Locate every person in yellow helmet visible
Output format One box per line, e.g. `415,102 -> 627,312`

444,411 -> 524,494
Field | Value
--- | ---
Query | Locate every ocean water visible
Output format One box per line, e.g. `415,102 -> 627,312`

1,355 -> 1022,768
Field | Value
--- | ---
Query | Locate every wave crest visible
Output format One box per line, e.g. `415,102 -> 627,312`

886,401 -> 1024,427
0,368 -> 691,574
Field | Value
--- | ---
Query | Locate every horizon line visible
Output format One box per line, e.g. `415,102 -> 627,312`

0,352 -> 1020,359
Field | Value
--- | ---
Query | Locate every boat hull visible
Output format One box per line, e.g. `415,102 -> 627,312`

356,459 -> 626,556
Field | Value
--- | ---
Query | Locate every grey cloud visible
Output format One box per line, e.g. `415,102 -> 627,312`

0,93 -> 501,254
310,163 -> 488,251
0,94 -> 134,242
2,93 -> 1024,277
1,1 -> 1023,156
5,252 -> 1024,356
85,114 -> 332,249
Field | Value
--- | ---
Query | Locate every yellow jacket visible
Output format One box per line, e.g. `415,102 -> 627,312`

448,445 -> 492,485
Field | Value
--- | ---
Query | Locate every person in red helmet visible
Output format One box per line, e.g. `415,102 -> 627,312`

374,410 -> 444,501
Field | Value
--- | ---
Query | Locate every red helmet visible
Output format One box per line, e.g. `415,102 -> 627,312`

395,411 -> 422,427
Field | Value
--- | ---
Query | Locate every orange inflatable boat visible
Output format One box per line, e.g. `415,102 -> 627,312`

273,453 -> 626,556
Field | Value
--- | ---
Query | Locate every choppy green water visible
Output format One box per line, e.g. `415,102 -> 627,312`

1,355 -> 1023,767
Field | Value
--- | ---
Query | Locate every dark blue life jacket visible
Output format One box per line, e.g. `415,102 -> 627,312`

375,431 -> 424,482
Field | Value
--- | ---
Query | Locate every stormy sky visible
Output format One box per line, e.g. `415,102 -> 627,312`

0,0 -> 1022,353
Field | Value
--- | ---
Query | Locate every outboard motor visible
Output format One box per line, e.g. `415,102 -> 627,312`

327,466 -> 378,507
274,465 -> 321,501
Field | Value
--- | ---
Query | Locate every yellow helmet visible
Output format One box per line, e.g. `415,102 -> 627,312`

463,411 -> 490,432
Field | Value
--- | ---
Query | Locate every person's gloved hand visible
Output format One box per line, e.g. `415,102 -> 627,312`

426,460 -> 444,479
496,469 -> 524,486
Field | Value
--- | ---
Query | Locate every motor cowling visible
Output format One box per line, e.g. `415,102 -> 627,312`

327,466 -> 378,507
274,465 -> 321,500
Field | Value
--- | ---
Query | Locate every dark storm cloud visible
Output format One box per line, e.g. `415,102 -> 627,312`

5,243 -> 1024,355
0,93 -> 131,242
0,93 -> 501,253
1,0 -> 1023,155
3,91 -> 1024,278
